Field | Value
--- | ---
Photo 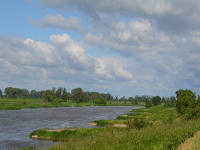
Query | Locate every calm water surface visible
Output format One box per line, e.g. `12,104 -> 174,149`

0,106 -> 143,150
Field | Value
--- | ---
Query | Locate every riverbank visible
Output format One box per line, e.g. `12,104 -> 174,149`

29,106 -> 200,150
0,98 -> 144,110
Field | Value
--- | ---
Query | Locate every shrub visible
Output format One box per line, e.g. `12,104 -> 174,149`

43,90 -> 56,102
94,98 -> 107,105
52,98 -> 63,105
184,108 -> 200,120
132,100 -> 138,106
145,101 -> 152,108
125,117 -> 151,130
163,101 -> 176,107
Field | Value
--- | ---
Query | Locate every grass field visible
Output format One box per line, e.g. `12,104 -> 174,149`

0,98 -> 144,110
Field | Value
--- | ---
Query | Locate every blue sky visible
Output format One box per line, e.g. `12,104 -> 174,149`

1,0 -> 200,98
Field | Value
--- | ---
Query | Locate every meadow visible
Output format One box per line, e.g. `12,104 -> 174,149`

0,98 -> 144,110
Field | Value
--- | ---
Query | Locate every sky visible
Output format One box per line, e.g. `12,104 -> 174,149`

0,0 -> 200,98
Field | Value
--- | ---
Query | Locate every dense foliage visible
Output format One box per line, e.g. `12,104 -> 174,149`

175,89 -> 200,120
151,96 -> 161,106
94,98 -> 107,105
71,88 -> 84,103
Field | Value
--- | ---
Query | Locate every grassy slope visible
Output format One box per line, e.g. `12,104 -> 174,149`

44,120 -> 200,150
29,106 -> 200,150
5,99 -> 199,150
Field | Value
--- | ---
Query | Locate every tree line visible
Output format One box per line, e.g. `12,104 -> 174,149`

0,87 -> 176,104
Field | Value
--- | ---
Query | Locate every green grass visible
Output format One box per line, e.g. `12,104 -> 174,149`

0,98 -> 144,110
92,120 -> 116,126
30,127 -> 121,141
131,106 -> 177,124
37,119 -> 200,150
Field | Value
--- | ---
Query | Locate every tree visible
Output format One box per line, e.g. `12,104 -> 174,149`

0,89 -> 2,98
151,96 -> 161,106
71,88 -> 84,103
43,90 -> 56,102
90,93 -> 99,102
55,87 -> 62,99
176,89 -> 197,115
30,90 -> 37,98
0,89 -> 2,97
62,88 -> 68,101
170,96 -> 176,101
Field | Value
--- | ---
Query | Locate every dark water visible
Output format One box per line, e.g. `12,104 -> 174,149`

0,106 -> 143,150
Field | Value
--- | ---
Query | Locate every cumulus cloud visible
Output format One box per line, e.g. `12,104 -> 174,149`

0,34 -> 136,94
85,19 -> 172,56
30,14 -> 84,33
40,0 -> 200,35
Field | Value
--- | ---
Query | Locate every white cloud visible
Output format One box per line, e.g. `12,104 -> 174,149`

30,14 -> 84,33
0,34 -> 136,95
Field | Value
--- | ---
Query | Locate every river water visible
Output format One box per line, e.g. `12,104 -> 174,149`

0,106 -> 142,150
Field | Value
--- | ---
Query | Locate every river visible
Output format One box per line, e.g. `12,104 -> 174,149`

0,106 -> 143,150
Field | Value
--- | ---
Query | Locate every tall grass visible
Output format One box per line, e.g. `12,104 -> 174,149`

28,106 -> 200,150
41,119 -> 200,150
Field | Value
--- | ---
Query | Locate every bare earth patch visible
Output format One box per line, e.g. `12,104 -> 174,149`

177,131 -> 200,150
108,124 -> 127,127
88,123 -> 97,126
88,122 -> 127,127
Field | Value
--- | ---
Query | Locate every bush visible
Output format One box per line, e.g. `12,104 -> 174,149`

94,98 -> 107,105
43,90 -> 56,102
184,108 -> 200,120
125,117 -> 151,130
132,100 -> 138,106
52,98 -> 63,105
163,101 -> 176,107
145,101 -> 152,108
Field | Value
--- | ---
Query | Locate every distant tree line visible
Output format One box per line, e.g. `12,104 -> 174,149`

2,87 -> 45,99
0,87 -> 176,105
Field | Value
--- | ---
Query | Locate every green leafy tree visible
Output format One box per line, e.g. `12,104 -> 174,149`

55,87 -> 62,99
71,88 -> 84,103
0,89 -> 2,97
176,89 -> 197,115
4,87 -> 29,98
151,96 -> 161,106
30,90 -> 37,98
61,88 -> 68,101
43,90 -> 56,102
90,93 -> 99,102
